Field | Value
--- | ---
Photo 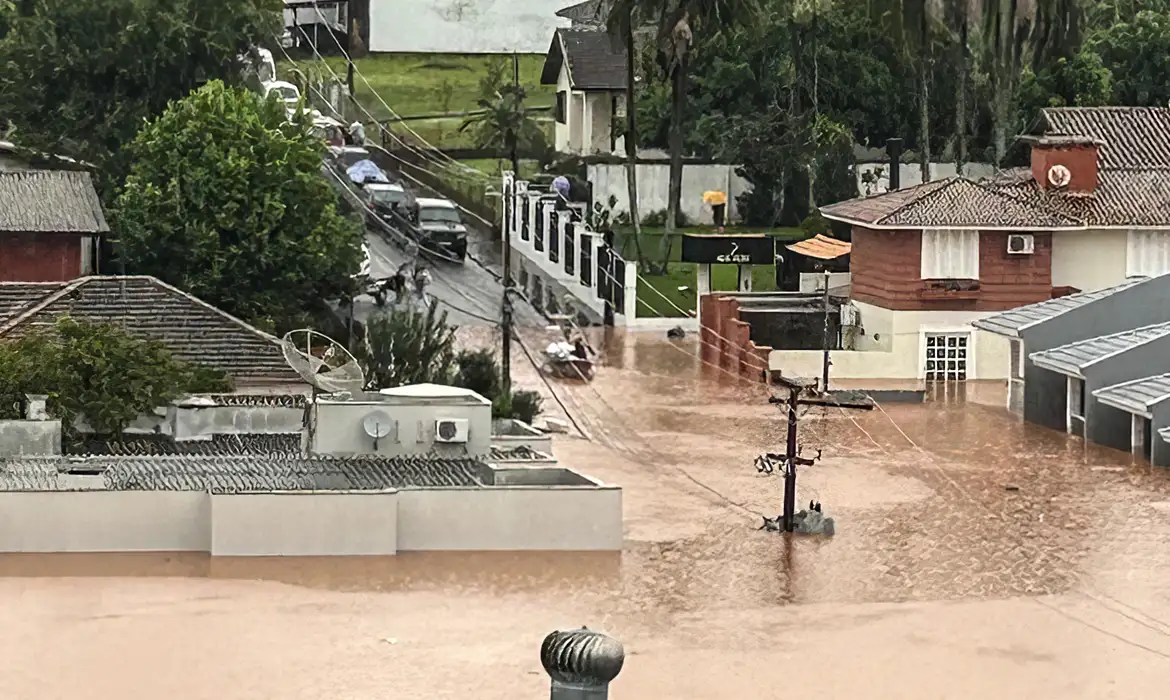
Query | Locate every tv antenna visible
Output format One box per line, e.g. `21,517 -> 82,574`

281,329 -> 365,395
362,410 -> 393,451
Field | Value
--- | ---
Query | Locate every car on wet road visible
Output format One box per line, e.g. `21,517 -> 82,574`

360,182 -> 413,222
410,197 -> 468,262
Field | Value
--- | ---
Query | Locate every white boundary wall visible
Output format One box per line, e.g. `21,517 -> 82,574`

368,0 -> 570,54
0,486 -> 622,555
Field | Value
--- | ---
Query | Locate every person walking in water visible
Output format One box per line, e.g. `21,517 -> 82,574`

703,190 -> 728,232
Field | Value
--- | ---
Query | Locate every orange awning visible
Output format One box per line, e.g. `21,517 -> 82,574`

785,234 -> 852,260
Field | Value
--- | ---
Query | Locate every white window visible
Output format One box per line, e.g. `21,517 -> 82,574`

921,229 -> 979,280
1126,229 -> 1170,278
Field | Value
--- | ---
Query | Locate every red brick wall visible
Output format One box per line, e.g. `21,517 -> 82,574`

1031,144 -> 1098,193
850,225 -> 1053,311
0,233 -> 82,282
699,294 -> 771,384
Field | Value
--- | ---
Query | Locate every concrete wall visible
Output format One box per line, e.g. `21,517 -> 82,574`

0,420 -> 61,457
171,405 -> 304,440
1083,335 -> 1170,450
1019,275 -> 1170,431
769,302 -> 1011,380
367,0 -> 570,53
211,493 -> 398,556
0,492 -> 208,552
396,486 -> 622,551
588,163 -> 751,225
491,418 -> 553,454
1051,229 -> 1128,293
311,400 -> 492,457
855,161 -> 996,196
0,485 -> 622,554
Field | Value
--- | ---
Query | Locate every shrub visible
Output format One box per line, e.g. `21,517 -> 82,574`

455,348 -> 502,400
509,390 -> 544,425
800,213 -> 831,236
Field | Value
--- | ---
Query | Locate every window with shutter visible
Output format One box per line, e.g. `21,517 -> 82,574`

921,229 -> 979,280
1126,229 -> 1170,278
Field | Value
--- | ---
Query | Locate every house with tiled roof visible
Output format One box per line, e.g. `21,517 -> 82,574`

973,273 -> 1170,465
0,170 -> 107,282
770,107 -> 1170,385
0,275 -> 305,387
540,28 -> 627,155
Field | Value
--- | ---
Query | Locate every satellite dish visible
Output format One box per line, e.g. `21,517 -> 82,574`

362,410 -> 393,450
281,329 -> 365,394
1048,164 -> 1072,188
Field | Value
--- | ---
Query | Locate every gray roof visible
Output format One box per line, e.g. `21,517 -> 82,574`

1093,374 -> 1170,417
0,455 -> 486,492
556,0 -> 608,26
972,279 -> 1146,338
0,276 -> 302,383
819,176 -> 1083,230
0,170 -> 109,233
1029,322 -> 1170,377
541,29 -> 627,90
0,282 -> 61,320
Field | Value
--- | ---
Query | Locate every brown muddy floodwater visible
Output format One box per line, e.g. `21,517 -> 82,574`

3,331 -> 1170,699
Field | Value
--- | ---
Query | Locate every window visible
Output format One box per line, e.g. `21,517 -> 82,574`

1126,229 -> 1170,278
924,333 -> 968,382
555,91 -> 567,124
921,229 -> 979,280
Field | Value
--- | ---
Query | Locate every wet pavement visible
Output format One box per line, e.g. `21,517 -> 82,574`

4,332 -> 1170,699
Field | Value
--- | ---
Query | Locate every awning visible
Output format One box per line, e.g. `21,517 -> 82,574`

786,234 -> 851,260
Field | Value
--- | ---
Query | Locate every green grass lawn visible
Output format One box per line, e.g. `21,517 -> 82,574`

286,54 -> 554,150
616,226 -> 808,318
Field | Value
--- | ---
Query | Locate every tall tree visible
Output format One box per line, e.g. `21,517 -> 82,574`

0,0 -> 280,193
116,81 -> 363,333
946,0 -> 975,175
875,0 -> 937,182
606,2 -> 646,266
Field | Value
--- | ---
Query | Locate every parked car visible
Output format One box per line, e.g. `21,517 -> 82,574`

328,145 -> 371,171
410,198 -> 468,261
261,80 -> 301,118
360,182 -> 414,221
310,114 -> 346,147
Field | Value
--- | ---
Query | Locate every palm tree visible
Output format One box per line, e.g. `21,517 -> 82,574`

457,83 -> 545,159
605,0 -> 646,267
609,0 -> 757,267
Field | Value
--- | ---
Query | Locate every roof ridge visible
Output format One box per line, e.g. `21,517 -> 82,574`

0,276 -> 92,337
884,175 -> 1084,228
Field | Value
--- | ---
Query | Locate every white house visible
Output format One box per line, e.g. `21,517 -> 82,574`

540,28 -> 626,156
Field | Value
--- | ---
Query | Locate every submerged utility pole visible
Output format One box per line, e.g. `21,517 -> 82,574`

501,52 -> 521,396
769,376 -> 820,532
821,268 -> 831,392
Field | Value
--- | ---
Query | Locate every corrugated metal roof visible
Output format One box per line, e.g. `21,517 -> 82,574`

0,455 -> 486,492
972,278 -> 1146,338
1029,322 -> 1170,376
1093,374 -> 1170,416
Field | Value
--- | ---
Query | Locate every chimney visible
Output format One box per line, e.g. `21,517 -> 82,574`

541,627 -> 625,700
1027,135 -> 1101,193
885,138 -> 904,191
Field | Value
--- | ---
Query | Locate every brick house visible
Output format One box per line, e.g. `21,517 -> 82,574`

771,107 -> 1170,384
0,170 -> 107,282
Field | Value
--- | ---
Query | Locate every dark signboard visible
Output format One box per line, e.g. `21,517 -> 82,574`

680,234 -> 775,265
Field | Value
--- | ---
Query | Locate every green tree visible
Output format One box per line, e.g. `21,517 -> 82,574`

116,80 -> 363,333
0,316 -> 232,435
458,71 -> 547,158
0,0 -> 281,192
1086,9 -> 1170,106
359,305 -> 458,389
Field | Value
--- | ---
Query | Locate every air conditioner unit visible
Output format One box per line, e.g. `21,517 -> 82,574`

1007,234 -> 1035,255
434,418 -> 470,443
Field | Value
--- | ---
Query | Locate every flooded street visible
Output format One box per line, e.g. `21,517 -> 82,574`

3,331 -> 1170,699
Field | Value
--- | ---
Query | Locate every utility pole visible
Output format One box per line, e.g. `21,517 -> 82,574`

821,268 -> 831,393
501,52 -> 521,397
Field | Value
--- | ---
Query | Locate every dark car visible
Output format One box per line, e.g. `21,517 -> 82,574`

411,197 -> 468,261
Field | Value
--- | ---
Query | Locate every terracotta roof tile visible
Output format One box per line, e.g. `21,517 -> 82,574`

820,177 -> 1082,230
987,170 -> 1170,227
1035,107 -> 1170,170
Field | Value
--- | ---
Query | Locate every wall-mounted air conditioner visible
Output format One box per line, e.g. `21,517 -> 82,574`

434,418 -> 470,443
1007,234 -> 1035,255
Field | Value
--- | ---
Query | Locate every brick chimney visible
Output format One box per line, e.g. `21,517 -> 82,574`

541,627 -> 625,700
1027,135 -> 1102,193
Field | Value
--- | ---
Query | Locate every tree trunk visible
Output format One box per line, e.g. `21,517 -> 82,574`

658,51 -> 687,270
624,19 -> 644,267
918,55 -> 931,184
993,84 -> 1009,165
955,17 -> 968,176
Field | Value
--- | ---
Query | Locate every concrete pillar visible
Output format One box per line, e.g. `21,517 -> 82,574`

541,627 -> 625,700
737,264 -> 752,292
